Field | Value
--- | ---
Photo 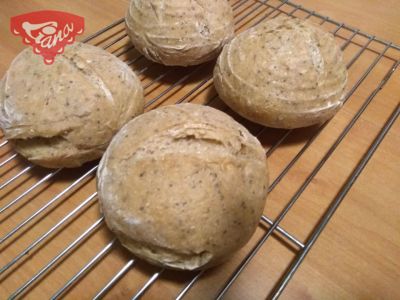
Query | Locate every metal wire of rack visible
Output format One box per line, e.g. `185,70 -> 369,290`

0,0 -> 399,299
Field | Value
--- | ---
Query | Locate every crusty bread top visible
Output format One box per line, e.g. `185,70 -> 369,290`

97,104 -> 268,270
0,42 -> 143,152
125,0 -> 234,65
214,15 -> 347,126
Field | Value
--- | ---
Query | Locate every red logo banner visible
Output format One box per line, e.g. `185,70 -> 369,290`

10,10 -> 84,65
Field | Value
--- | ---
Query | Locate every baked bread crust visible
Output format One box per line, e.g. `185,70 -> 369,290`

0,42 -> 144,168
214,15 -> 348,129
125,0 -> 234,66
97,103 -> 268,270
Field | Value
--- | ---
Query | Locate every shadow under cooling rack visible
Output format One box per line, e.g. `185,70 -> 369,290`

0,0 -> 399,299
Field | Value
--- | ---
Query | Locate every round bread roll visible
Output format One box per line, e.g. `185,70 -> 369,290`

98,103 -> 268,270
125,0 -> 234,66
214,15 -> 348,129
0,42 -> 144,168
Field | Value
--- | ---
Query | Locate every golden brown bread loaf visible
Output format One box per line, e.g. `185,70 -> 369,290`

97,103 -> 268,270
125,0 -> 234,66
214,15 -> 348,129
0,42 -> 144,168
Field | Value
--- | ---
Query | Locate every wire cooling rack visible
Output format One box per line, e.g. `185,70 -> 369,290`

0,0 -> 399,299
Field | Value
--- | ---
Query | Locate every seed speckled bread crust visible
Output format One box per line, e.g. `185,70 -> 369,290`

0,42 -> 144,168
97,103 -> 268,270
214,15 -> 348,129
125,0 -> 234,66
